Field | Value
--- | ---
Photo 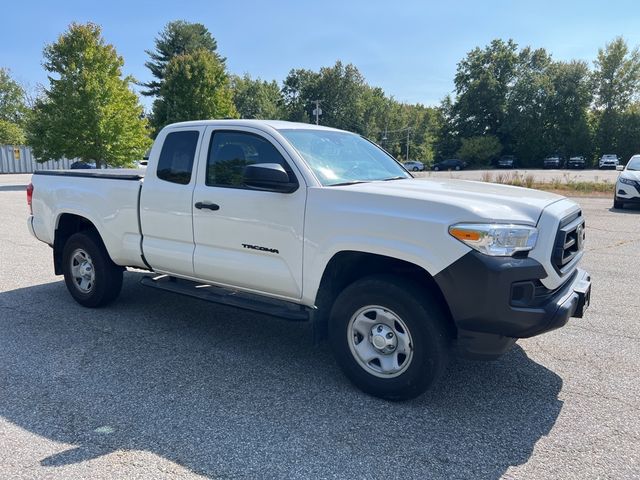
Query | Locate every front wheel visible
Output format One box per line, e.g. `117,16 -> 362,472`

433,166 -> 440,171
62,231 -> 123,307
613,198 -> 624,209
329,275 -> 451,400
455,166 -> 461,171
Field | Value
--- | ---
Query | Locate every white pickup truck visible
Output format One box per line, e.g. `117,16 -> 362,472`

27,120 -> 591,400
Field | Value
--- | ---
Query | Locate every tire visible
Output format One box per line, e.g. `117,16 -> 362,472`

413,167 -> 419,172
62,231 -> 123,307
329,274 -> 451,401
433,166 -> 439,171
455,166 -> 461,171
613,198 -> 624,209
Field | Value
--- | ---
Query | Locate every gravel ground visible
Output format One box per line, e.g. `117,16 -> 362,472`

0,190 -> 638,479
413,168 -> 620,183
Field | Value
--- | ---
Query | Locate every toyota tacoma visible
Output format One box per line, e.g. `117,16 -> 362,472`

27,120 -> 591,400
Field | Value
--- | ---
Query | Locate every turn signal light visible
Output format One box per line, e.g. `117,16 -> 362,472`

449,228 -> 481,241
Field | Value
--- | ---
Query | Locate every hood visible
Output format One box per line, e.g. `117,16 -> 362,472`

620,170 -> 640,181
335,178 -> 564,225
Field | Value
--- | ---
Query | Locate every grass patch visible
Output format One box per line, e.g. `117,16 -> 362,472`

484,172 -> 614,196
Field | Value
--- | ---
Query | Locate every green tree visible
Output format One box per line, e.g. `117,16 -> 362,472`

282,67 -> 317,123
546,61 -> 593,161
453,39 -> 519,140
434,96 -> 460,160
502,48 -> 553,166
456,135 -> 502,167
0,68 -> 27,123
592,37 -> 640,156
0,68 -> 28,144
593,37 -> 640,111
312,62 -> 368,131
281,61 -> 441,163
615,102 -> 640,163
356,86 -> 388,140
142,20 -> 222,97
0,119 -> 26,144
283,61 -> 369,131
27,22 -> 151,167
231,74 -> 284,119
151,49 -> 237,132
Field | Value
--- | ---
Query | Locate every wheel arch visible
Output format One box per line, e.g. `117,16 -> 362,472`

313,250 -> 456,340
53,213 -> 108,275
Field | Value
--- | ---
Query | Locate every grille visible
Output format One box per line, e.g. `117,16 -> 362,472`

552,212 -> 585,275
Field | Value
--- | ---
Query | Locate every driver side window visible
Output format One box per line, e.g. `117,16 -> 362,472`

206,131 -> 296,188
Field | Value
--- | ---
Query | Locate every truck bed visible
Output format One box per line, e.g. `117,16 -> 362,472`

34,168 -> 145,181
30,168 -> 146,269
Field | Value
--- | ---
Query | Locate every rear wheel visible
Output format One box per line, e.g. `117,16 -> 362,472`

455,165 -> 461,171
62,231 -> 123,307
329,275 -> 451,400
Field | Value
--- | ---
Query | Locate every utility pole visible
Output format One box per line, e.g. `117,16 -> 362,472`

312,100 -> 322,125
406,128 -> 411,162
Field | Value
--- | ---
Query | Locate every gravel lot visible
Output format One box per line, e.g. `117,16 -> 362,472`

0,188 -> 638,479
413,168 -> 620,183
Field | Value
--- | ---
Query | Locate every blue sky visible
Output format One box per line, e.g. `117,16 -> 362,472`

3,0 -> 640,111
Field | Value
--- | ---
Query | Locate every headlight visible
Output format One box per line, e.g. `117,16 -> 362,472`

619,177 -> 635,185
449,223 -> 538,256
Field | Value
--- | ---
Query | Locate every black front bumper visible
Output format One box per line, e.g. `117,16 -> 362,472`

616,194 -> 640,204
434,251 -> 591,359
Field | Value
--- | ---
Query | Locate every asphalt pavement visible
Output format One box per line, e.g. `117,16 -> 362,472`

0,189 -> 638,479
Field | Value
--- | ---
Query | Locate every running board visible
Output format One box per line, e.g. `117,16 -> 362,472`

140,275 -> 310,321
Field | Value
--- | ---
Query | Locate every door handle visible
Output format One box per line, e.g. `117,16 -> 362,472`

194,202 -> 220,211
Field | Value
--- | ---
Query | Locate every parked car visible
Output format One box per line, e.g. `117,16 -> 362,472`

567,156 -> 586,169
27,119 -> 591,401
613,154 -> 640,209
496,155 -> 517,169
543,155 -> 564,169
432,159 -> 466,171
599,154 -> 619,169
402,160 -> 425,171
70,161 -> 96,169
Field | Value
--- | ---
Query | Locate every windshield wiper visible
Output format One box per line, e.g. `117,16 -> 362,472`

381,176 -> 408,181
328,180 -> 369,187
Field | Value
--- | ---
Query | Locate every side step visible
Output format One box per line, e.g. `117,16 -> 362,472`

140,275 -> 310,321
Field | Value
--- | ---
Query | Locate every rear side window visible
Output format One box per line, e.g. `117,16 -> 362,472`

206,131 -> 296,188
156,131 -> 199,185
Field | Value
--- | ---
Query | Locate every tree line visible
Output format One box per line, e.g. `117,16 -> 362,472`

1,21 -> 639,168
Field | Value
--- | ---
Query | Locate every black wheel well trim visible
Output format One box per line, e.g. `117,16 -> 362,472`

312,251 -> 456,341
53,213 -> 114,275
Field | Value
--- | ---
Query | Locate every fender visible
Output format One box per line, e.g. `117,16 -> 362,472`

301,236 -> 470,306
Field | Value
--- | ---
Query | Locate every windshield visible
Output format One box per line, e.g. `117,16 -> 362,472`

627,157 -> 640,171
280,129 -> 411,186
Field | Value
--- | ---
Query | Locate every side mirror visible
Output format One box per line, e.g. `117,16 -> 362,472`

616,165 -> 624,171
243,163 -> 298,193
